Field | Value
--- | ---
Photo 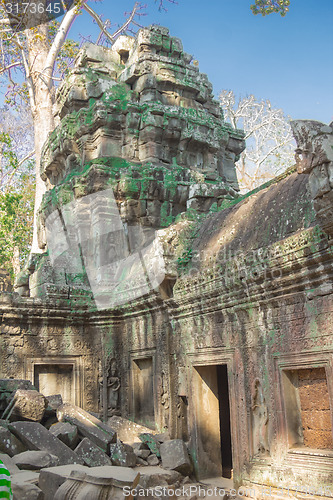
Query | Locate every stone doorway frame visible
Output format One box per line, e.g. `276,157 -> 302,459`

273,349 -> 333,472
129,347 -> 159,429
24,356 -> 84,407
186,348 -> 242,482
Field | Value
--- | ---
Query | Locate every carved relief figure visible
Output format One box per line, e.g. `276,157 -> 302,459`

160,370 -> 169,429
251,378 -> 269,456
98,360 -> 103,414
107,358 -> 121,416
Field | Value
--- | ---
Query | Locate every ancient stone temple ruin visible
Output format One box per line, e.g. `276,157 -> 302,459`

1,25 -> 333,496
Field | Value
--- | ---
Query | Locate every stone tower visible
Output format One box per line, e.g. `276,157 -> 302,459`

20,25 -> 245,301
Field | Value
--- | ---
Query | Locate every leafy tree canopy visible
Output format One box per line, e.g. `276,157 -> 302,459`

251,0 -> 290,16
0,114 -> 34,278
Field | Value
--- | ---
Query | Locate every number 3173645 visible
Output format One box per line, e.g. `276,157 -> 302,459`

5,2 -> 62,15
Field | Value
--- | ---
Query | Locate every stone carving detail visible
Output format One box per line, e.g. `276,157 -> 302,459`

23,25 -> 245,301
251,378 -> 269,456
291,120 -> 333,235
0,269 -> 12,293
107,358 -> 121,416
54,468 -> 139,500
160,370 -> 169,429
98,360 -> 103,414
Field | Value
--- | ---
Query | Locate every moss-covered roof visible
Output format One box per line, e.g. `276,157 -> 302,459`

189,170 -> 315,267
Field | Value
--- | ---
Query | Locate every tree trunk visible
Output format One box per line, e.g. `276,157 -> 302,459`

11,245 -> 20,276
25,24 -> 55,254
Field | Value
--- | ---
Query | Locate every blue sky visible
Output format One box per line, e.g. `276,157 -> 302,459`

69,0 -> 333,124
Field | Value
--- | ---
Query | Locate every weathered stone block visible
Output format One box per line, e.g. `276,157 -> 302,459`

9,422 -> 83,466
0,380 -> 35,410
135,466 -> 182,489
109,442 -> 137,467
45,394 -> 63,411
49,422 -> 79,449
7,389 -> 47,423
147,454 -> 159,466
57,403 -> 116,453
154,433 -> 171,443
74,438 -> 112,467
0,452 -> 20,475
134,449 -> 150,459
13,450 -> 59,470
38,464 -> 88,500
136,457 -> 148,466
12,480 -> 44,500
139,433 -> 161,457
0,425 -> 27,456
309,165 -> 331,199
160,439 -> 193,475
54,466 -> 140,500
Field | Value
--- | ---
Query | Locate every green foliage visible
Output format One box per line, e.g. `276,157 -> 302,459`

251,0 -> 290,16
0,132 -> 34,278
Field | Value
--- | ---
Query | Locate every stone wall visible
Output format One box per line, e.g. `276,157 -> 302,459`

297,368 -> 333,449
1,27 -> 333,497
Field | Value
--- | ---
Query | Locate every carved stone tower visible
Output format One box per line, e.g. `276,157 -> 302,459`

18,25 -> 245,300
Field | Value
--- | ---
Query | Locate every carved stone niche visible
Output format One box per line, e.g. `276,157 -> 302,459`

0,268 -> 12,293
251,378 -> 270,457
25,357 -> 83,407
291,120 -> 333,235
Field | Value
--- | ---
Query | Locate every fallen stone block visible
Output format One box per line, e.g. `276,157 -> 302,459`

147,454 -> 159,466
38,464 -> 88,500
0,425 -> 27,456
11,470 -> 42,500
57,403 -> 116,453
74,437 -> 112,467
9,421 -> 83,466
135,466 -> 182,489
154,432 -> 171,443
46,395 -> 63,411
160,439 -> 193,475
49,422 -> 79,449
4,390 -> 47,422
54,466 -> 140,500
139,433 -> 161,457
44,394 -> 63,420
13,450 -> 59,470
0,380 -> 36,414
134,449 -> 150,459
11,470 -> 40,483
109,441 -> 137,467
12,481 -> 44,500
132,441 -> 149,452
108,415 -> 158,443
136,457 -> 148,466
0,452 -> 20,475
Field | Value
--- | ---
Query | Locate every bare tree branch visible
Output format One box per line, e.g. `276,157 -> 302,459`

84,1 -> 140,46
0,60 -> 22,74
17,150 -> 35,169
83,2 -> 115,44
5,149 -> 34,188
220,90 -> 295,192
110,2 -> 140,40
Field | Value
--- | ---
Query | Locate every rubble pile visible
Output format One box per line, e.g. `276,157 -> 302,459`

0,379 -> 197,500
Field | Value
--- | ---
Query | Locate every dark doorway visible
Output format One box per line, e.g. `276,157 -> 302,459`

217,365 -> 233,478
132,357 -> 155,427
194,363 -> 233,479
